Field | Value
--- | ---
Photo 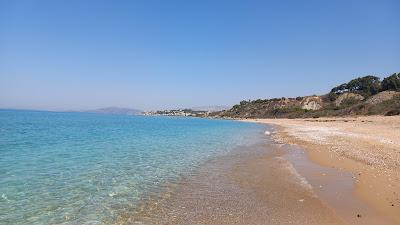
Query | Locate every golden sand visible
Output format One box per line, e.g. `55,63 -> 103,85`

246,115 -> 400,224
122,116 -> 399,224
127,143 -> 345,225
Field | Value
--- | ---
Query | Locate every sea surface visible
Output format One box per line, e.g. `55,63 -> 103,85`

0,109 -> 265,224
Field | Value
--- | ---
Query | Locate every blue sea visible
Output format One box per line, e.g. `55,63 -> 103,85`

0,109 -> 265,224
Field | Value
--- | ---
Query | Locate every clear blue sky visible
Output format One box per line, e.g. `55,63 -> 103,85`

1,0 -> 399,111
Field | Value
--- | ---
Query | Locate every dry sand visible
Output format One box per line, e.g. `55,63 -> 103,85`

120,115 -> 399,225
246,115 -> 400,224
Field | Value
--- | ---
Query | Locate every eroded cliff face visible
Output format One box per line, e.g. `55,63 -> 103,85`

334,93 -> 364,107
214,91 -> 400,119
213,73 -> 400,119
217,96 -> 324,119
365,91 -> 400,105
301,96 -> 323,110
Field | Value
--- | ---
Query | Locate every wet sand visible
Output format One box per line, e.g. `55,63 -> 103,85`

120,124 -> 393,225
246,116 -> 400,224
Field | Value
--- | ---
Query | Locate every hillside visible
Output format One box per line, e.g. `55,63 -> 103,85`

214,73 -> 400,119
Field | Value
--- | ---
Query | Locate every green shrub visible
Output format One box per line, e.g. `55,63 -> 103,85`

382,73 -> 400,91
331,75 -> 381,97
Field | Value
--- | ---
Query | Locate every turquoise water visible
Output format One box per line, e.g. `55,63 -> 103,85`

0,109 -> 265,224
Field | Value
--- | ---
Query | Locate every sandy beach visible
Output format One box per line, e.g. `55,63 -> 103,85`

246,116 -> 400,224
121,116 -> 400,225
127,141 -> 347,225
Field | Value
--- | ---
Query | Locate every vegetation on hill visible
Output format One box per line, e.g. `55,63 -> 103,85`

382,73 -> 400,91
214,73 -> 400,119
330,75 -> 381,97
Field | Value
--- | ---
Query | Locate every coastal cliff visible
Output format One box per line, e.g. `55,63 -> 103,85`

214,73 -> 400,119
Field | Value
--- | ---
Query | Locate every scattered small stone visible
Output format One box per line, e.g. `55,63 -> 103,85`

392,204 -> 394,206
357,214 -> 362,218
298,199 -> 304,202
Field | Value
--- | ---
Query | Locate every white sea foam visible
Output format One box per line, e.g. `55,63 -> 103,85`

2,193 -> 9,202
264,130 -> 271,135
274,157 -> 314,192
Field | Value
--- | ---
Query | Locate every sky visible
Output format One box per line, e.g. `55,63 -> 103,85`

0,0 -> 399,111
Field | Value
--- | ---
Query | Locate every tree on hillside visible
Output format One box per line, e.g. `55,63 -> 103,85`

382,73 -> 400,91
240,100 -> 249,105
331,83 -> 348,94
347,75 -> 381,96
330,75 -> 381,97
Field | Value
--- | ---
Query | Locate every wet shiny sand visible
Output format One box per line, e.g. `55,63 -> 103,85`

124,141 -> 346,225
116,123 -> 396,225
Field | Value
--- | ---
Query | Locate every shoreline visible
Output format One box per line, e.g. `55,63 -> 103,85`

120,116 -> 399,224
128,122 -> 382,225
244,115 -> 400,224
129,139 -> 346,224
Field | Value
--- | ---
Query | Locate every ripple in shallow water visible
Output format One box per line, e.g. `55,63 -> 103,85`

0,110 -> 265,224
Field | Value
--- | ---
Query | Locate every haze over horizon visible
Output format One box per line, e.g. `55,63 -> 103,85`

1,0 -> 399,111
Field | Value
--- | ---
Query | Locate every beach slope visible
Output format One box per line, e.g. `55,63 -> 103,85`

247,116 -> 400,224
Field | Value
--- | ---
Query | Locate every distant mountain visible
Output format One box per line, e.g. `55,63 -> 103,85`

85,107 -> 142,115
190,105 -> 230,112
